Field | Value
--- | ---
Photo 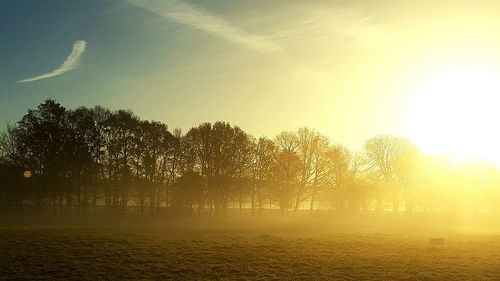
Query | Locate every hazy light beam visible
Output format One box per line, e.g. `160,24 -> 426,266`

17,40 -> 87,83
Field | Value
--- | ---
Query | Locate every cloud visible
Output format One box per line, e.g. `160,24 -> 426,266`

17,40 -> 87,83
269,6 -> 386,49
126,0 -> 280,52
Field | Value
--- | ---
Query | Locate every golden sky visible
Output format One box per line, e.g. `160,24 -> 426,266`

3,0 -> 500,162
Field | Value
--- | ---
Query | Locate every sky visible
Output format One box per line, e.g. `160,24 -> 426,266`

3,0 -> 500,151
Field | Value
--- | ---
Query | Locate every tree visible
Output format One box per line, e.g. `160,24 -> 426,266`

270,131 -> 300,214
171,171 -> 204,215
161,128 -> 181,213
250,137 -> 275,214
182,121 -> 253,215
392,140 -> 423,214
306,132 -> 330,213
364,135 -> 419,213
327,144 -> 354,211
9,100 -> 72,213
133,120 -> 171,213
276,128 -> 330,213
102,110 -> 140,213
3,99 -> 499,218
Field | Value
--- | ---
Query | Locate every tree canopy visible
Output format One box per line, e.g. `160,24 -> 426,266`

1,99 -> 498,216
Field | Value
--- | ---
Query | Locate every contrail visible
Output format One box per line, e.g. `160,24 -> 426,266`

17,40 -> 87,83
126,0 -> 280,52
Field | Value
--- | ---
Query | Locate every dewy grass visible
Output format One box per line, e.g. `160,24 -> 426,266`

1,217 -> 500,280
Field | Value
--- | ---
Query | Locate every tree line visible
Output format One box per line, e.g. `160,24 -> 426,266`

1,99 -> 499,216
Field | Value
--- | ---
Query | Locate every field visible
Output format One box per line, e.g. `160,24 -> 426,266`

2,215 -> 500,280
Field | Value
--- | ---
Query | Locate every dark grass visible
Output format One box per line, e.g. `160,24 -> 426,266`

2,216 -> 500,280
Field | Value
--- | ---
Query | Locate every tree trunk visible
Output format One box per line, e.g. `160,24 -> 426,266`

165,183 -> 170,214
310,187 -> 317,214
239,187 -> 243,216
251,181 -> 256,216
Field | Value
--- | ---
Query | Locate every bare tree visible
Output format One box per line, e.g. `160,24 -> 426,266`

250,137 -> 275,215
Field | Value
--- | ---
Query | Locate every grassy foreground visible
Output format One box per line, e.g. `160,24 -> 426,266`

1,216 -> 500,280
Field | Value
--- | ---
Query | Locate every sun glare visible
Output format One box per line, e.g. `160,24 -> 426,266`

407,67 -> 500,165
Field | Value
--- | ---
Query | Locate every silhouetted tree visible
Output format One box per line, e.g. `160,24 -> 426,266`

102,110 -> 140,213
250,137 -> 275,214
269,132 -> 300,214
327,144 -> 355,211
1,99 -> 499,217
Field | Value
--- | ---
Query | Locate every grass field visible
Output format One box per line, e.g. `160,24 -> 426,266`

2,216 -> 500,280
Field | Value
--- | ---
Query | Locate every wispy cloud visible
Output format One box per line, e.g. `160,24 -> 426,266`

17,40 -> 87,83
270,6 -> 386,49
126,0 -> 280,52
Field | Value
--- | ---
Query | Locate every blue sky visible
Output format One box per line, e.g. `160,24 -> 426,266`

3,0 -> 496,149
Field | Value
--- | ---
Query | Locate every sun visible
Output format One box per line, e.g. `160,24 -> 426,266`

407,66 -> 500,165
